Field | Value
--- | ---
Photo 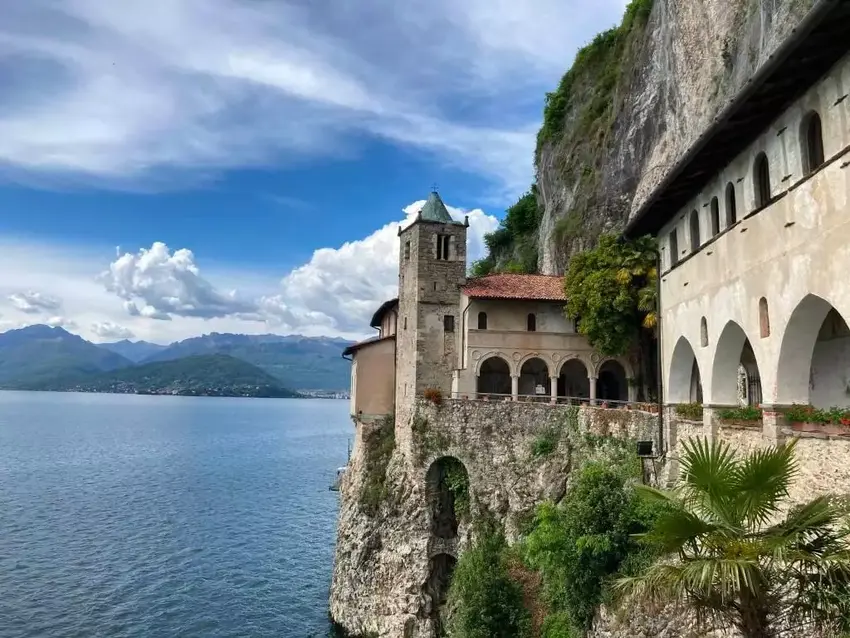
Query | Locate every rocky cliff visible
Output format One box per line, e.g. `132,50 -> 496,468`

499,0 -> 817,275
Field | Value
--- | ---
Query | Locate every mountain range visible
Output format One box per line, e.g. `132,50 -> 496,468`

0,325 -> 354,392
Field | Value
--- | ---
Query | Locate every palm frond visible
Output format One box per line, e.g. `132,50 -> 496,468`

679,438 -> 740,525
732,439 -> 798,528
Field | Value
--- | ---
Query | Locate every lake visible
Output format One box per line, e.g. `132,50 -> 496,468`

0,391 -> 351,638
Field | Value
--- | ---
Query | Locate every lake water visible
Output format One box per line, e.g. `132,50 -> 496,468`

0,391 -> 351,638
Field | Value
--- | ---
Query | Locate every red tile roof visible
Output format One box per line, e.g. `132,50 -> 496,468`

462,274 -> 566,301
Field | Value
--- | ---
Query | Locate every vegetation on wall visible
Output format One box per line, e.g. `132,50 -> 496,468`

358,416 -> 396,515
446,523 -> 531,638
563,234 -> 658,399
523,457 -> 666,635
443,457 -> 471,519
618,438 -> 850,638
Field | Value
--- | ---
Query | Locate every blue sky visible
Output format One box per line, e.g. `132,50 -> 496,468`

0,0 -> 628,343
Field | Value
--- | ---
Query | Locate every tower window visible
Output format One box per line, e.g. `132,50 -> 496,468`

689,210 -> 701,251
759,297 -> 770,338
436,234 -> 450,260
404,241 -> 411,261
527,313 -> 536,332
444,315 -> 455,332
477,312 -> 487,330
754,152 -> 771,209
669,229 -> 679,267
801,111 -> 825,174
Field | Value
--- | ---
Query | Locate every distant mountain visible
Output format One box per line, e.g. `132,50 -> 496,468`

30,354 -> 300,398
143,332 -> 353,390
0,325 -> 132,388
97,339 -> 168,363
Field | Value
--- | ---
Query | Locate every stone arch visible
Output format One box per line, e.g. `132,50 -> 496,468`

775,294 -> 850,407
800,110 -> 825,174
710,321 -> 762,406
476,355 -> 512,397
557,356 -> 590,400
668,336 -> 703,404
597,359 -> 628,402
474,352 -> 513,377
426,456 -> 469,539
518,356 -> 551,397
594,356 -> 634,380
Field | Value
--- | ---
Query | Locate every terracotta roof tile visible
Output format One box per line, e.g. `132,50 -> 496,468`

462,274 -> 565,301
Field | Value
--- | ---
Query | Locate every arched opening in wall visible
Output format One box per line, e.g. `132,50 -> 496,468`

668,336 -> 702,403
710,197 -> 720,236
689,210 -> 701,251
426,456 -> 469,539
527,313 -> 537,332
711,321 -> 762,406
519,357 -> 550,398
700,317 -> 708,348
775,295 -> 850,408
759,297 -> 770,338
598,360 -> 628,402
725,182 -> 737,227
754,152 -> 771,209
425,553 -> 457,635
477,356 -> 511,398
558,358 -> 589,400
477,311 -> 488,330
801,111 -> 825,174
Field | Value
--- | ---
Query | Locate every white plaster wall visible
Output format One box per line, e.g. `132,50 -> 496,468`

810,335 -> 850,408
659,51 -> 850,408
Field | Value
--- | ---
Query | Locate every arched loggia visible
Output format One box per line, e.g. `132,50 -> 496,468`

668,336 -> 703,404
775,295 -> 850,408
711,321 -> 762,406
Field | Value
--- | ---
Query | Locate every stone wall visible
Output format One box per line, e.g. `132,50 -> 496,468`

330,401 -> 660,638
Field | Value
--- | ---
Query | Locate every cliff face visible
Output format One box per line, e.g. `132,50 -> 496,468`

535,0 -> 816,274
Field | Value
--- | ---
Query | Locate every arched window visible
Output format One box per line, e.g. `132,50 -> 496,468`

759,297 -> 770,338
725,182 -> 737,227
527,313 -> 536,332
689,210 -> 701,251
477,311 -> 487,330
700,317 -> 708,348
754,153 -> 771,209
801,111 -> 825,174
669,229 -> 679,267
710,197 -> 720,236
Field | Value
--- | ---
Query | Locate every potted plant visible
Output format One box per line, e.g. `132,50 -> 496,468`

717,405 -> 763,427
784,404 -> 850,436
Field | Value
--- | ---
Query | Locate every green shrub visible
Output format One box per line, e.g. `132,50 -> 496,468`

717,405 -> 762,421
540,613 -> 576,638
784,403 -> 850,425
447,525 -> 531,638
524,461 -> 665,634
444,458 -> 470,519
674,402 -> 703,421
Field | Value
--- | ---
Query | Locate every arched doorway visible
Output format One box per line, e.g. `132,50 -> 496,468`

519,357 -> 550,398
425,554 -> 457,635
477,356 -> 511,398
668,336 -> 702,403
711,322 -> 761,406
426,457 -> 469,539
775,295 -> 850,408
597,360 -> 627,402
558,358 -> 589,400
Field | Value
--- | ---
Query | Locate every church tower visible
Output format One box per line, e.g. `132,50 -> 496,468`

395,191 -> 468,419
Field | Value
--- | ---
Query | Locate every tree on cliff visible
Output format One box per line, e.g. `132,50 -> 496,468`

563,233 -> 657,396
618,438 -> 850,638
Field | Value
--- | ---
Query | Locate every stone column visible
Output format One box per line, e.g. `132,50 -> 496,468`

511,375 -> 519,402
627,378 -> 637,404
589,375 -> 597,406
550,376 -> 558,404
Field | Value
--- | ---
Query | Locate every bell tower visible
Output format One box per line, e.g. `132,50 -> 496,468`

395,190 -> 468,419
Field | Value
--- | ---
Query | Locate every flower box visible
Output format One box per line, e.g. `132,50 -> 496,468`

790,421 -> 850,437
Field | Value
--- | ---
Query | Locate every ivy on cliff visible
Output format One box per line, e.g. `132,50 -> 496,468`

358,416 -> 396,515
470,189 -> 542,277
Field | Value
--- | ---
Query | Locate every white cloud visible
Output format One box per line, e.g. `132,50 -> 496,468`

0,0 -> 626,198
91,321 -> 135,340
45,316 -> 77,330
8,290 -> 63,314
99,242 -> 259,321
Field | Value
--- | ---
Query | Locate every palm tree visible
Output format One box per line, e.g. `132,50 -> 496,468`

618,437 -> 850,638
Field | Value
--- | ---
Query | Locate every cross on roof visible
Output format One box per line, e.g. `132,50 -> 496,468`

431,182 -> 438,192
